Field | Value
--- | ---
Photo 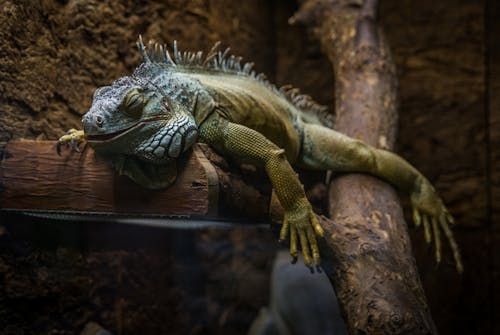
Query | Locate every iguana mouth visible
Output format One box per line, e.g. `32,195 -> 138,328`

86,122 -> 143,143
86,117 -> 166,143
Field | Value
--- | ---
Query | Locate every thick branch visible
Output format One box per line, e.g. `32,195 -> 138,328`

355,0 -> 379,48
294,1 -> 438,334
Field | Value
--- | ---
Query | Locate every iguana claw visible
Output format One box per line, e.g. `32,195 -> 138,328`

57,129 -> 86,156
411,179 -> 463,273
279,198 -> 324,269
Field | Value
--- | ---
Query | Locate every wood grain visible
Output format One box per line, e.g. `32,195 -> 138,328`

0,141 -> 218,216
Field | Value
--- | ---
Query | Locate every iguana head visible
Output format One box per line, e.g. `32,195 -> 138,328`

83,75 -> 198,161
82,74 -> 198,189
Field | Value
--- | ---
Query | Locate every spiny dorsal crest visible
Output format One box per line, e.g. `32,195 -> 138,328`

136,36 -> 334,127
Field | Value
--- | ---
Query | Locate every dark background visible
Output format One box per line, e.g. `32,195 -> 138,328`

0,0 -> 497,334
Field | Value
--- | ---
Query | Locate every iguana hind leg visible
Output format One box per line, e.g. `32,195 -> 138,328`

299,124 -> 463,272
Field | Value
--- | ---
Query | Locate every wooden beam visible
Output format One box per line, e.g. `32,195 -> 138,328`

0,141 -> 219,217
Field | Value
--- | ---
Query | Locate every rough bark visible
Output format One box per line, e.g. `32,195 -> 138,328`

293,1 -> 437,334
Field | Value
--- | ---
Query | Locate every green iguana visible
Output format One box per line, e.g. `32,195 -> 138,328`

58,37 -> 462,272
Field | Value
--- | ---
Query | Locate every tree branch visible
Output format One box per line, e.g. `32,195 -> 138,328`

293,0 -> 439,334
355,0 -> 379,48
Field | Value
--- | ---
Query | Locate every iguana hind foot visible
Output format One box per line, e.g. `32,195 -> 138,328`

410,180 -> 463,273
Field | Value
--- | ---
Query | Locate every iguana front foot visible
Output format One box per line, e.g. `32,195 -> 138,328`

411,178 -> 463,273
279,198 -> 324,270
57,129 -> 86,156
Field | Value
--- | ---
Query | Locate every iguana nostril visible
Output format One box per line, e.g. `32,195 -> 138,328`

96,115 -> 104,127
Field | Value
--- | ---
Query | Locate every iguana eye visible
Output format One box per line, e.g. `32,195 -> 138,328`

122,89 -> 145,117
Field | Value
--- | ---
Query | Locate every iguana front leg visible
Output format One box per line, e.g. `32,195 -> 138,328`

57,128 -> 86,155
199,116 -> 324,267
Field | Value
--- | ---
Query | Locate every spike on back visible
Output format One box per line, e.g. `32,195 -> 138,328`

135,36 -> 334,127
136,35 -> 151,63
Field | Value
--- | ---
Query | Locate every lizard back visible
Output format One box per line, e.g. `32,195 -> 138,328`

135,37 -> 335,130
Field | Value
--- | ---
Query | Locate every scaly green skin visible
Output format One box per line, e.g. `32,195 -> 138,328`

58,38 -> 462,271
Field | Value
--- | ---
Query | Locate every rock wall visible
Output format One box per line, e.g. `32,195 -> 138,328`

0,0 -> 275,141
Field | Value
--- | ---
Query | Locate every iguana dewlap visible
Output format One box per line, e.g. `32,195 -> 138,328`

58,37 -> 462,271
